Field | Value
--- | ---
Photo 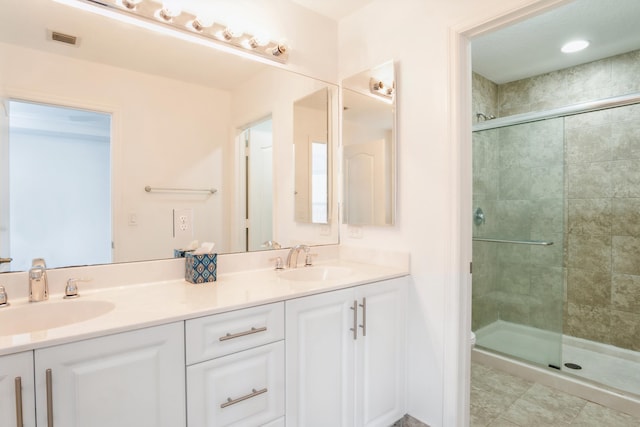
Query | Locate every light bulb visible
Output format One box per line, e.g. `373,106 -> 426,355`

246,32 -> 270,48
561,40 -> 589,53
119,0 -> 142,10
158,0 -> 182,21
191,13 -> 214,31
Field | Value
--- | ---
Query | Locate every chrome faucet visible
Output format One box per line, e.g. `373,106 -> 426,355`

29,258 -> 48,302
286,244 -> 309,269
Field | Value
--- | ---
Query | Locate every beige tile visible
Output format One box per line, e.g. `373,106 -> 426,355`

496,243 -> 530,265
611,274 -> 640,312
571,401 -> 640,427
565,123 -> 612,164
495,201 -> 532,240
566,234 -> 611,274
566,268 -> 611,307
611,120 -> 640,161
531,199 -> 564,235
567,162 -> 612,199
497,293 -> 530,325
567,199 -> 611,236
472,364 -> 533,396
609,310 -> 640,351
564,303 -> 611,343
503,383 -> 586,426
529,233 -> 563,267
612,236 -> 640,275
611,160 -> 640,198
474,167 -> 500,201
499,167 -> 531,200
471,386 -> 518,422
488,418 -> 520,427
531,165 -> 563,200
611,198 -> 640,237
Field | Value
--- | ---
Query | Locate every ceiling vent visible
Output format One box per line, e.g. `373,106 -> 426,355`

49,30 -> 79,46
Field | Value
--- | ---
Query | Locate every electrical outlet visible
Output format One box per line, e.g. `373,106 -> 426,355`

173,208 -> 193,238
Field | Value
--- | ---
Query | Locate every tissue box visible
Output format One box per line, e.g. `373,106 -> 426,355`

185,253 -> 217,283
174,249 -> 193,258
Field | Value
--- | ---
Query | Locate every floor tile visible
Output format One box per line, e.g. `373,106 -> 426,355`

570,402 -> 640,427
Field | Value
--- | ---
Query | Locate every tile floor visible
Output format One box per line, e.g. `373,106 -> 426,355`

471,362 -> 640,426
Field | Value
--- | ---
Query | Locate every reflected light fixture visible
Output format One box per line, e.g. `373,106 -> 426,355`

369,78 -> 394,102
561,39 -> 589,53
52,0 -> 290,64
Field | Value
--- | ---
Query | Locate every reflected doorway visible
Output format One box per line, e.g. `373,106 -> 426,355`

2,100 -> 111,271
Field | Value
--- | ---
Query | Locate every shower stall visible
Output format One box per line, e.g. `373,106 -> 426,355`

472,94 -> 640,399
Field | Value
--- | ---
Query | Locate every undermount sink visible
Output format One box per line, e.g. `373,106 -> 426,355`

278,266 -> 353,282
0,300 -> 115,336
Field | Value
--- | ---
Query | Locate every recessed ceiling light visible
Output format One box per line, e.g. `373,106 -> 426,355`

561,40 -> 590,53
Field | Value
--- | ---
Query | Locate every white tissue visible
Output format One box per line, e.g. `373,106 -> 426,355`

185,240 -> 199,251
193,242 -> 215,254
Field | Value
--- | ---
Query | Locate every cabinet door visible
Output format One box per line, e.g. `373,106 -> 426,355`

34,322 -> 185,427
285,287 -> 355,427
0,351 -> 35,427
355,278 -> 407,427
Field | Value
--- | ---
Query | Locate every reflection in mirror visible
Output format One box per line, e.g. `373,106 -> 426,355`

294,88 -> 330,224
0,0 -> 339,272
342,60 -> 396,226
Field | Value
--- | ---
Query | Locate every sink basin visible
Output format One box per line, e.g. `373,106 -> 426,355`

0,300 -> 115,336
278,266 -> 353,282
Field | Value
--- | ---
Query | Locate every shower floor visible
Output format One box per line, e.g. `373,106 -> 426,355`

475,320 -> 640,397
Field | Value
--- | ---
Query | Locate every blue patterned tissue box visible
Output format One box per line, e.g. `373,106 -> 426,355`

185,253 -> 217,283
174,249 -> 194,258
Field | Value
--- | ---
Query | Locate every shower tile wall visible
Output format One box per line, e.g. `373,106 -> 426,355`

472,49 -> 640,352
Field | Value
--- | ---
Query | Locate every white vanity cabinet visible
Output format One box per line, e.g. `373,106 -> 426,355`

285,277 -> 407,427
33,322 -> 185,427
0,351 -> 36,427
185,302 -> 285,426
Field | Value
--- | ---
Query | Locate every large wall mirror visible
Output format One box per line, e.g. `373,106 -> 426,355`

342,60 -> 396,226
0,0 -> 339,272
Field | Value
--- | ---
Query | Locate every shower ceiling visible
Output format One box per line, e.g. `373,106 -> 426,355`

472,0 -> 640,84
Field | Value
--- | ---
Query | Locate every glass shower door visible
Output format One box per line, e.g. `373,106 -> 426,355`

472,117 -> 565,369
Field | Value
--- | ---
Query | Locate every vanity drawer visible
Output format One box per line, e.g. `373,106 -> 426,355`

186,302 -> 284,365
187,341 -> 285,427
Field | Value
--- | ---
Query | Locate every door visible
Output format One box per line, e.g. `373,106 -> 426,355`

355,278 -> 407,427
343,139 -> 387,225
285,288 -> 355,427
246,119 -> 273,251
0,351 -> 36,427
7,100 -> 112,271
472,118 -> 564,369
34,323 -> 185,427
0,97 -> 10,272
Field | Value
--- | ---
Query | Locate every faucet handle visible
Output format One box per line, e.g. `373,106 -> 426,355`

64,278 -> 92,299
0,286 -> 8,307
270,257 -> 284,270
304,253 -> 317,267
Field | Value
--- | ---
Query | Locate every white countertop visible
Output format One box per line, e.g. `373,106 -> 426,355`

0,259 -> 408,355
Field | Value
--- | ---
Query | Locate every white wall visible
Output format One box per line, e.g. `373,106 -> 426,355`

0,42 -> 230,261
229,68 -> 340,249
338,0 -> 562,425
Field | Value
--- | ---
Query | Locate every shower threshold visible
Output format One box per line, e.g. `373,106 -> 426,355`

475,320 -> 640,397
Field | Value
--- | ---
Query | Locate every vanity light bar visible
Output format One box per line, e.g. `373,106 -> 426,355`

53,0 -> 289,64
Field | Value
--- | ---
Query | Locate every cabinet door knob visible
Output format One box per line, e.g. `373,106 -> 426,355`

14,377 -> 23,427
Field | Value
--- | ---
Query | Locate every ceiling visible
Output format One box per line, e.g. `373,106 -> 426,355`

472,0 -> 640,84
289,0 -> 374,21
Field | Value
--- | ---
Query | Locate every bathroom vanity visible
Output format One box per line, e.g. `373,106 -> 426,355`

0,255 -> 408,427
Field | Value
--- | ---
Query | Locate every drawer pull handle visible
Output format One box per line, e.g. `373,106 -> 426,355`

46,369 -> 54,427
220,387 -> 268,408
219,326 -> 267,341
15,377 -> 23,427
350,300 -> 358,340
359,297 -> 367,337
